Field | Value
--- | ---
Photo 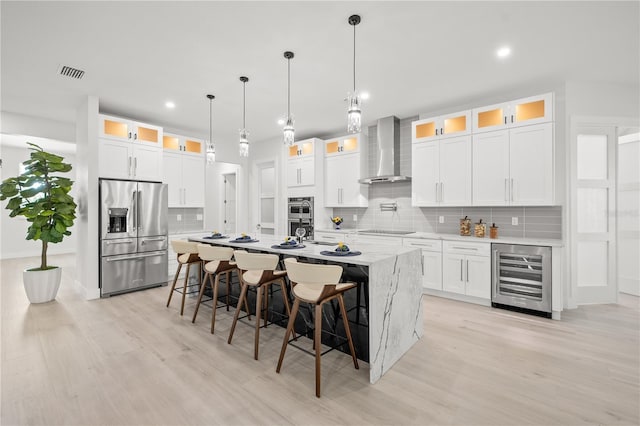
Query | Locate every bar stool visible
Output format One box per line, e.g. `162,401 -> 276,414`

227,250 -> 293,360
276,258 -> 359,398
166,240 -> 202,316
192,244 -> 249,333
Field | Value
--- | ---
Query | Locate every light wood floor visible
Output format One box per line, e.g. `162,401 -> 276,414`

1,254 -> 638,425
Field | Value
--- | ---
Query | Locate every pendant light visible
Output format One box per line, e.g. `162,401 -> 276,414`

239,76 -> 250,157
347,14 -> 362,134
206,94 -> 216,164
283,51 -> 295,146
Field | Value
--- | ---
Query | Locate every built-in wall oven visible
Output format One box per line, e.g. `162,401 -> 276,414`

492,243 -> 551,317
287,196 -> 314,239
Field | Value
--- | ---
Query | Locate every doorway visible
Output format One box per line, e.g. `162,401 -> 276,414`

223,173 -> 237,235
256,162 -> 276,235
617,129 -> 640,296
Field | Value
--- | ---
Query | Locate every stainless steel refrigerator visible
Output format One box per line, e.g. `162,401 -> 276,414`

99,179 -> 168,297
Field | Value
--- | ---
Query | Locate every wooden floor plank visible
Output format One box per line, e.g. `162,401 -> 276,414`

1,254 -> 638,425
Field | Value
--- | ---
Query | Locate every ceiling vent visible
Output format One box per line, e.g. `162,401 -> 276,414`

57,65 -> 85,80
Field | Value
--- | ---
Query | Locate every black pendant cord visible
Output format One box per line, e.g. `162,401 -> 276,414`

243,81 -> 246,129
287,57 -> 291,117
353,22 -> 356,93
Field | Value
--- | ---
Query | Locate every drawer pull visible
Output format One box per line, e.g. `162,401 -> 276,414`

451,246 -> 478,250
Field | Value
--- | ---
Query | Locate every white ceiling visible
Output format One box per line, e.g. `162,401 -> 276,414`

2,1 -> 639,148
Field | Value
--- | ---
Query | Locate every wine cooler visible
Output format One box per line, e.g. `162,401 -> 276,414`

492,244 -> 551,317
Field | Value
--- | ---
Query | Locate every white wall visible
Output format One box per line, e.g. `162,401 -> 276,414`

1,111 -> 75,142
0,138 -> 77,260
74,96 -> 101,300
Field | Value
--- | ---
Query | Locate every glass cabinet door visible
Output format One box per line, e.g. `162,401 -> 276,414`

184,138 -> 203,155
512,93 -> 553,126
163,135 -> 181,152
100,116 -> 130,141
133,122 -> 161,146
413,118 -> 438,142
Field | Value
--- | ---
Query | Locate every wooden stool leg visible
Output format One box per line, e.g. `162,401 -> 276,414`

192,271 -> 210,323
180,263 -> 191,316
228,282 -> 248,344
226,271 -> 231,311
166,263 -> 182,307
315,303 -> 323,398
338,294 -> 359,370
276,298 -> 300,373
211,273 -> 220,334
254,286 -> 263,360
279,279 -> 296,339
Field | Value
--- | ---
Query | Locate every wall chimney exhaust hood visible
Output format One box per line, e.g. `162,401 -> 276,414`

359,116 -> 411,184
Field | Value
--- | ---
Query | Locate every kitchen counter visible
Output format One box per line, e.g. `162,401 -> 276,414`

317,228 -> 564,247
189,233 -> 423,384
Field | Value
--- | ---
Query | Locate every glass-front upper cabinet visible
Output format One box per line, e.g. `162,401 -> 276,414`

288,140 -> 314,157
472,93 -> 553,133
99,114 -> 162,147
325,135 -> 361,156
412,110 -> 471,143
163,133 -> 204,157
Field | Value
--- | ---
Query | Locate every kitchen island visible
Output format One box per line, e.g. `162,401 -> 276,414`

189,234 -> 423,384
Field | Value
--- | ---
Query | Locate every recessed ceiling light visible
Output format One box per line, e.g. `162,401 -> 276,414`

165,101 -> 175,109
277,118 -> 285,125
496,46 -> 511,58
361,92 -> 370,100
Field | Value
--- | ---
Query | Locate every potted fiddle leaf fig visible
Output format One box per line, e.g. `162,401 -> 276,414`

0,143 -> 77,303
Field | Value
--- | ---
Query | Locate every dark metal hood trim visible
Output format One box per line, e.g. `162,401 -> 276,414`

359,175 -> 411,184
359,115 -> 410,184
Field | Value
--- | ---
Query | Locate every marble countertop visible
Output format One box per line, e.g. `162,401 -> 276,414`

189,233 -> 420,266
315,228 -> 564,247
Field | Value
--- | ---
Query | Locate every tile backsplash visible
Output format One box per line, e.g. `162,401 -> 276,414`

168,207 -> 205,234
334,117 -> 562,239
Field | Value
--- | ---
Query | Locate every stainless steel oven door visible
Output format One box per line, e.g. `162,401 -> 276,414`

101,250 -> 168,297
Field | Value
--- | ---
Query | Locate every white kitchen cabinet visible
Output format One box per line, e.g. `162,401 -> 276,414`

287,156 -> 314,187
163,152 -> 205,208
163,133 -> 205,157
99,114 -> 163,147
412,110 -> 471,143
286,139 -> 315,187
314,231 -> 351,244
98,114 -> 163,181
324,134 -> 368,206
411,135 -> 471,206
472,92 -> 553,133
473,122 -> 553,206
324,134 -> 361,155
98,139 -> 163,181
403,238 -> 443,291
442,241 -> 490,300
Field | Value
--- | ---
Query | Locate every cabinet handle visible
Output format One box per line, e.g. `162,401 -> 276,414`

134,133 -> 138,140
505,178 -> 509,202
511,115 -> 514,123
451,246 -> 477,251
460,259 -> 463,281
440,182 -> 444,203
504,116 -> 507,125
133,157 -> 137,176
421,254 -> 424,276
511,178 -> 514,202
466,259 -> 469,282
128,131 -> 132,139
441,128 -> 444,135
435,183 -> 438,202
128,156 -> 132,176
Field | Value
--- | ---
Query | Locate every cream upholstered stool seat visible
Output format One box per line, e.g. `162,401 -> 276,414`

276,258 -> 359,398
227,250 -> 293,360
192,244 -> 249,333
166,240 -> 202,316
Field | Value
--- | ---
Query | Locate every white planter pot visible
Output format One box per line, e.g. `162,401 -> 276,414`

23,267 -> 62,304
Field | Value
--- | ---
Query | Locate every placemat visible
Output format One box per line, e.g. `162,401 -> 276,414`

271,244 -> 306,249
320,250 -> 362,257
